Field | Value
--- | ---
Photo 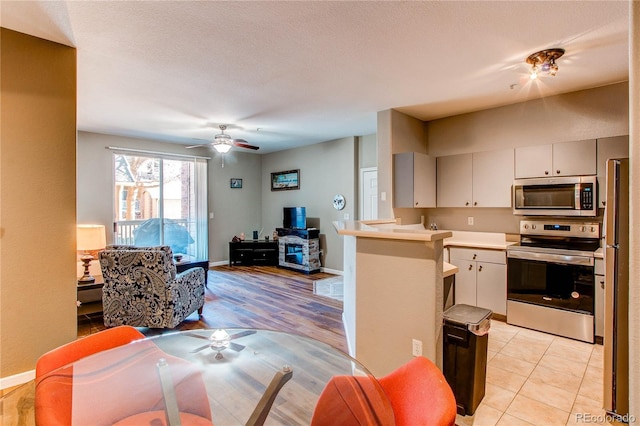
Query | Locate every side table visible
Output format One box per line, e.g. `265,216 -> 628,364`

77,276 -> 104,317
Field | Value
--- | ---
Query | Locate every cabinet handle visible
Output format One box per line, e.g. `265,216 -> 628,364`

468,264 -> 473,271
600,280 -> 605,289
473,201 -> 477,206
478,265 -> 483,272
465,202 -> 470,206
415,201 -> 419,206
545,170 -> 549,175
556,170 -> 561,174
473,254 -> 477,260
602,201 -> 606,207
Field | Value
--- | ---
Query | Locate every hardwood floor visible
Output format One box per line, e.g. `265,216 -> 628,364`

78,265 -> 347,352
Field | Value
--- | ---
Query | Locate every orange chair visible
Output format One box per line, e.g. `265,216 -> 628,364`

35,325 -> 145,377
311,356 -> 456,426
379,356 -> 457,426
35,326 -> 213,426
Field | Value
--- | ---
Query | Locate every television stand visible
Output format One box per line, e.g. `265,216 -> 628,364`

276,228 -> 321,274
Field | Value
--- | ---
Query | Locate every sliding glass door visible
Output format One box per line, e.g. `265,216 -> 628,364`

113,151 -> 208,260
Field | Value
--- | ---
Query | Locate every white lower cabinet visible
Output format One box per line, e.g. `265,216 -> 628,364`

449,247 -> 506,315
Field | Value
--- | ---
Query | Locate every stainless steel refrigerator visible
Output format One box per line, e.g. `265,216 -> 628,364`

604,158 -> 629,418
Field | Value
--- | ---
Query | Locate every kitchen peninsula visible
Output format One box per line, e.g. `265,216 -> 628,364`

333,220 -> 453,376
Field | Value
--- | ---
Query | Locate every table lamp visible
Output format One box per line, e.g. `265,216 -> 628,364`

77,224 -> 106,284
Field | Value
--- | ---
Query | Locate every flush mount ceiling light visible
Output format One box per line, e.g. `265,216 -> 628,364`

526,48 -> 565,80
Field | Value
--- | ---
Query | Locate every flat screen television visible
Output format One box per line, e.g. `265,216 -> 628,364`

283,207 -> 306,229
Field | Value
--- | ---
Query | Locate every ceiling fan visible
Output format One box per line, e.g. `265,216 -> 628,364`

187,124 -> 259,153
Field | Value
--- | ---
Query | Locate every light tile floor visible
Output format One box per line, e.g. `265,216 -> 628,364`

456,320 -> 613,426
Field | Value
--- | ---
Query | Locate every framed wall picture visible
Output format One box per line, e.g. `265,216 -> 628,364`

230,178 -> 243,188
271,169 -> 300,191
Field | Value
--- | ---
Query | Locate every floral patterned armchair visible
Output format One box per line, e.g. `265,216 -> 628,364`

99,245 -> 206,328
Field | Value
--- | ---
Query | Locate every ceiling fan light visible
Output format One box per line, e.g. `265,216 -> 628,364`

549,61 -> 559,76
541,61 -> 551,73
530,65 -> 539,80
213,142 -> 232,153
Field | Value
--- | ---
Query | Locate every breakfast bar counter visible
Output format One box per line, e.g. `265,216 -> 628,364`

334,220 -> 452,376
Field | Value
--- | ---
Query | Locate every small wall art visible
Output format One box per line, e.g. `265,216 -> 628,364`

230,178 -> 243,188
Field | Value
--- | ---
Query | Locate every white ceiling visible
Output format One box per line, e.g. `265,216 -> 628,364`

0,1 -> 630,154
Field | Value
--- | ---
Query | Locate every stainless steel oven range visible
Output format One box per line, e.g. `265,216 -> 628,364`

507,219 -> 600,343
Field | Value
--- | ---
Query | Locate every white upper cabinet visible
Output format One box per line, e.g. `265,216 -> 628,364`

437,148 -> 514,208
472,149 -> 514,207
437,153 -> 472,207
515,139 -> 596,178
596,135 -> 629,208
393,152 -> 436,208
514,144 -> 553,178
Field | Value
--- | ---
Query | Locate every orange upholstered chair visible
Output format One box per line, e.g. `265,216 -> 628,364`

35,326 -> 213,426
311,356 -> 456,426
35,325 -> 145,377
379,356 -> 457,426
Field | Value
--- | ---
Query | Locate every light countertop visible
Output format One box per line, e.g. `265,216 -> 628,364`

444,230 -> 518,251
594,248 -> 604,259
443,262 -> 458,277
333,220 -> 452,242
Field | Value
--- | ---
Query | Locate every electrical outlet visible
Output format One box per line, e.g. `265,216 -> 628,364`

412,339 -> 423,356
381,192 -> 386,201
468,216 -> 474,225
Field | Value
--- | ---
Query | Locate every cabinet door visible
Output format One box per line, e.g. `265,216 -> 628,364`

393,152 -> 436,208
437,153 -> 472,207
596,136 -> 628,208
515,144 -> 552,178
552,139 -> 596,177
472,149 -> 514,207
413,153 -> 436,207
449,257 -> 476,306
476,262 -> 506,315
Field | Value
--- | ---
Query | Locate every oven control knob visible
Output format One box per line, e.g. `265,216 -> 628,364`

590,226 -> 596,233
523,224 -> 529,230
531,224 -> 537,230
580,226 -> 587,232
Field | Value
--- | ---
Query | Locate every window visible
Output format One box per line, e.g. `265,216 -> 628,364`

112,151 -> 208,260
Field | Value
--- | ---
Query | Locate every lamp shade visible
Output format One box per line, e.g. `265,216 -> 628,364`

77,224 -> 106,251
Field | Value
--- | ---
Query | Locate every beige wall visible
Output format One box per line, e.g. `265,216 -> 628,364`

421,82 -> 629,234
261,137 -> 357,271
0,28 -> 77,378
358,134 -> 377,169
629,0 -> 639,418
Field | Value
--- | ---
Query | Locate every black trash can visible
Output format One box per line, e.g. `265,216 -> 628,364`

443,304 -> 492,416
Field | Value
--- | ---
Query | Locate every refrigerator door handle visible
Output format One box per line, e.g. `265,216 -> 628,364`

606,244 -> 620,249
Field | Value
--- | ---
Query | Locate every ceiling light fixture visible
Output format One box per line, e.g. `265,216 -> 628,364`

526,48 -> 565,80
212,125 -> 233,153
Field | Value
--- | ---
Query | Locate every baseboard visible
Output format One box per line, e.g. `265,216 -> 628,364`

210,260 -> 228,267
342,312 -> 354,358
321,267 -> 343,275
0,370 -> 35,390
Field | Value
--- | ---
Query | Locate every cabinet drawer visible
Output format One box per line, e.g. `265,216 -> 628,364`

449,247 -> 505,264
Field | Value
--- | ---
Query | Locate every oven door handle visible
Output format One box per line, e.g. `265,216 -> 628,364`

507,250 -> 594,266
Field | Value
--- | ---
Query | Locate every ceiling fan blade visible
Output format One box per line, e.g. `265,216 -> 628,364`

233,141 -> 260,150
185,144 -> 209,149
190,343 -> 211,353
229,329 -> 257,340
229,342 -> 246,352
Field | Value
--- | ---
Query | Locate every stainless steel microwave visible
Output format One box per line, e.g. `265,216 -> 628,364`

513,176 -> 597,216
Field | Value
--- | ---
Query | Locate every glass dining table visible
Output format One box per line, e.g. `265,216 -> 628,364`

7,328 -> 394,425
